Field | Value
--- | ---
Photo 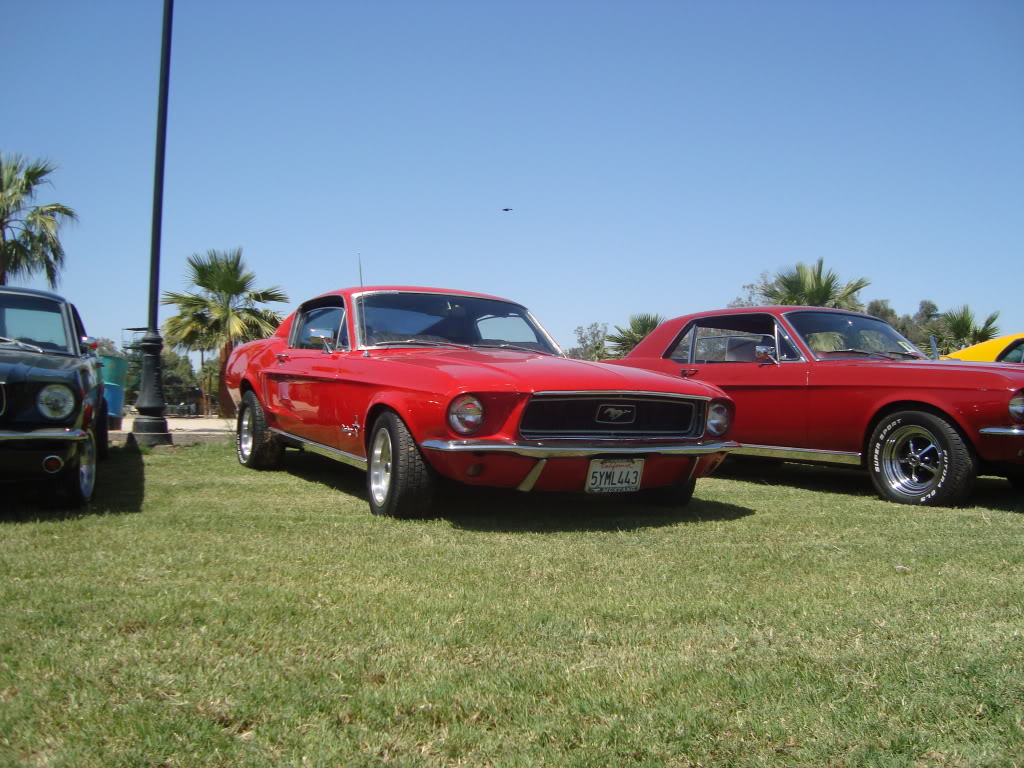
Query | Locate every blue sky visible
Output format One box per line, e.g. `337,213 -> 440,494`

5,1 -> 1022,352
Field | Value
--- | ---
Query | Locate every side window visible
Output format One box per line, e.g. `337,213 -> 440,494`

293,306 -> 346,350
667,327 -> 694,363
776,331 -> 802,361
71,305 -> 89,350
670,314 -> 798,363
999,341 -> 1024,364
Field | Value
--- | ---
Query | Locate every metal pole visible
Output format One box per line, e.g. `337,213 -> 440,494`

131,0 -> 174,446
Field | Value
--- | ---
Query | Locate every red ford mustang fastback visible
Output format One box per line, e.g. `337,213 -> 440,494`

613,306 -> 1024,506
224,286 -> 737,517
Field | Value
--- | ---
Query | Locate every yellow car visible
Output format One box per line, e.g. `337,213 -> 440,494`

946,333 -> 1024,363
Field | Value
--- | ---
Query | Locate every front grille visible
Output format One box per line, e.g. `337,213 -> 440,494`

519,393 -> 703,439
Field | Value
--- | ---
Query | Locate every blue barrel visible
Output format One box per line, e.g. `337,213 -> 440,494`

99,355 -> 130,428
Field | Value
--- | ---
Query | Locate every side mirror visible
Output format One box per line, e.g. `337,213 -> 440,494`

755,345 -> 779,365
81,336 -> 99,351
306,330 -> 335,353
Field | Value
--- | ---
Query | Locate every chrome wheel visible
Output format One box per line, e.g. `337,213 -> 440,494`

238,406 -> 254,461
236,390 -> 282,470
369,426 -> 393,506
878,424 -> 944,497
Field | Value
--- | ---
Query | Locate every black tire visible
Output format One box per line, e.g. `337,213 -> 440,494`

60,428 -> 97,506
1007,470 -> 1024,492
236,390 -> 282,469
643,477 -> 697,508
367,411 -> 435,518
867,410 -> 975,506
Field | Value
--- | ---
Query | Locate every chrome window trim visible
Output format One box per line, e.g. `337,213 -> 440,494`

269,428 -> 367,469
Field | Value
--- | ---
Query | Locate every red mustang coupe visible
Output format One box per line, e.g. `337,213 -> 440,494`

614,306 -> 1024,506
224,286 -> 737,517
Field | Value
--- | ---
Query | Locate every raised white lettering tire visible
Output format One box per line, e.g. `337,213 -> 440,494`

867,410 -> 975,506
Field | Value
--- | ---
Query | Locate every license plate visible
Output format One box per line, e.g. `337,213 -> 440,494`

586,458 -> 644,494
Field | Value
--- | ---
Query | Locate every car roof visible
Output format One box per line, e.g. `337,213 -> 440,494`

946,333 -> 1024,360
307,285 -> 522,305
681,305 -> 872,320
0,285 -> 69,302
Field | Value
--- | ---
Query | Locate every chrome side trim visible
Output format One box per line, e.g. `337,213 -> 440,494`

421,438 -> 738,459
531,390 -> 712,402
516,459 -> 548,492
0,428 -> 89,442
732,444 -> 862,465
270,428 -> 367,469
979,426 -> 1024,437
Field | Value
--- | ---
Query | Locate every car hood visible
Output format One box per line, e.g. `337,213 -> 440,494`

0,349 -> 81,384
371,348 -> 725,398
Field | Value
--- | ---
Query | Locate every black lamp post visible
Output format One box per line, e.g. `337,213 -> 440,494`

131,0 -> 175,447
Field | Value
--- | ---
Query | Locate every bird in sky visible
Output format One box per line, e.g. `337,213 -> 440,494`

501,208 -> 513,212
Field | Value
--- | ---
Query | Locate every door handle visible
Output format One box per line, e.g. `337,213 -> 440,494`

680,368 -> 699,378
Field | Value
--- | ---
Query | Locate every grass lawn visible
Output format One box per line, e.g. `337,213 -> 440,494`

2,442 -> 1022,767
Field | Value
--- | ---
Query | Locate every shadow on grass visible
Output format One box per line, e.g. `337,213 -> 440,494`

716,458 -> 874,499
716,457 -> 1022,513
1,444 -> 146,522
276,448 -> 369,497
276,449 -> 754,532
439,485 -> 755,533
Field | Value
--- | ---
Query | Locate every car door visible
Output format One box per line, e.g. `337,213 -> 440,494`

652,313 -> 811,449
264,299 -> 357,449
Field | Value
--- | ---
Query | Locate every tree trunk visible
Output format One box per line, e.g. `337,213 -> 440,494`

218,341 -> 236,419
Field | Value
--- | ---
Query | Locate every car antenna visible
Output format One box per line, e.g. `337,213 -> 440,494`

358,252 -> 363,287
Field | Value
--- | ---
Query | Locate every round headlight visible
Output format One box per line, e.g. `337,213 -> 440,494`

1010,391 -> 1024,424
37,384 -> 76,420
448,394 -> 484,435
706,402 -> 731,437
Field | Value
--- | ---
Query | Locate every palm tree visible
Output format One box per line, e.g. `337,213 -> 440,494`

606,313 -> 666,358
0,154 -> 78,286
760,258 -> 870,310
939,305 -> 1000,355
162,248 -> 288,417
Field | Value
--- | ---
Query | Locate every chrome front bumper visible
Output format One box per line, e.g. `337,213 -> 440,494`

979,426 -> 1024,437
0,428 -> 90,442
420,438 -> 739,458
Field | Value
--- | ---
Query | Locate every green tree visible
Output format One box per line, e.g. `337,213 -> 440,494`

760,258 -> 870,309
0,154 -> 78,286
939,305 -> 1000,355
161,248 -> 288,417
606,313 -> 665,358
95,338 -> 125,358
564,322 -> 609,361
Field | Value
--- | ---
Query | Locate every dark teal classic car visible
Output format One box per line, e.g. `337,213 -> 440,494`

0,286 -> 106,505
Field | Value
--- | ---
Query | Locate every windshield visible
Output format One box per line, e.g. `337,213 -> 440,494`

786,310 -> 926,360
0,294 -> 73,354
356,291 -> 559,355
